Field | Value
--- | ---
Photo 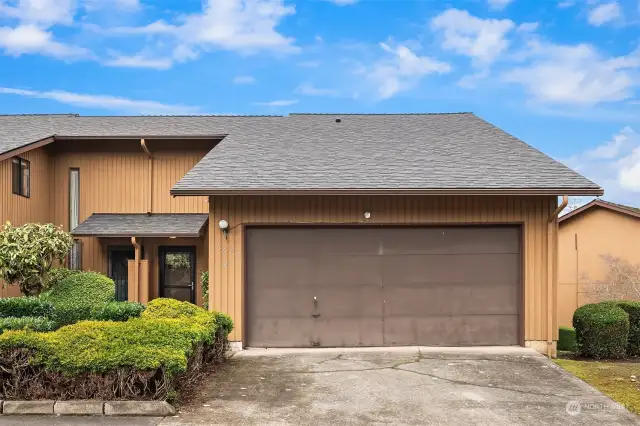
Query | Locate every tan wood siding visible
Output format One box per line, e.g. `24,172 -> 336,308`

208,195 -> 558,343
0,148 -> 51,297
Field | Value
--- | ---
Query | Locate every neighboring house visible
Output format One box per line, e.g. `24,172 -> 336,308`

0,113 -> 601,355
558,199 -> 640,327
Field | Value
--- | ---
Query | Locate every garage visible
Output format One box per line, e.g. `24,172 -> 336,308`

246,226 -> 521,348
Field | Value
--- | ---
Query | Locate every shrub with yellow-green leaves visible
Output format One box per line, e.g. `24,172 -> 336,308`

0,298 -> 233,400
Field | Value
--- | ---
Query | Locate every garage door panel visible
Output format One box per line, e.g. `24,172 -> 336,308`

380,227 -> 520,255
384,315 -> 519,346
248,228 -> 318,257
313,286 -> 383,317
383,283 -> 518,316
312,255 -> 381,287
249,288 -> 315,317
313,229 -> 381,255
247,318 -> 316,348
311,318 -> 384,347
381,254 -> 520,286
249,257 -> 314,288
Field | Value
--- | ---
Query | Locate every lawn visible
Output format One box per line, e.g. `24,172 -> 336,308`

555,358 -> 640,415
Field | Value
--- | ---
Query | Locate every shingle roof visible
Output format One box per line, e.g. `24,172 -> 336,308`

560,199 -> 640,223
0,113 -> 602,195
71,213 -> 208,237
172,113 -> 602,195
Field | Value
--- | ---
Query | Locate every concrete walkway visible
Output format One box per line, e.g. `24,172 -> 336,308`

8,347 -> 639,425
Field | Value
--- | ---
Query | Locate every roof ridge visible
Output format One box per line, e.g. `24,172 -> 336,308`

75,114 -> 284,118
0,113 -> 79,117
288,112 -> 473,116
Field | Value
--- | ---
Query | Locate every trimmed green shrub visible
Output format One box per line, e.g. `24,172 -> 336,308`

0,317 -> 57,333
201,271 -> 209,310
41,271 -> 115,325
558,326 -> 577,352
90,301 -> 145,322
44,268 -> 81,291
0,300 -> 233,400
613,301 -> 640,357
573,303 -> 629,359
0,297 -> 53,319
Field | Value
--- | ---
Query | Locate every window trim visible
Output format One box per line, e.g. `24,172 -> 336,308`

69,168 -> 80,231
11,156 -> 30,198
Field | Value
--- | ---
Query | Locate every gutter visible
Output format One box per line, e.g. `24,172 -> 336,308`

547,195 -> 568,358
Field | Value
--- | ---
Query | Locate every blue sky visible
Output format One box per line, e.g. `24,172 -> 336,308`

0,0 -> 639,207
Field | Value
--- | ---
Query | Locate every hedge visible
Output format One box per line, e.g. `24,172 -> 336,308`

558,326 -> 577,352
41,271 -> 115,325
0,317 -> 57,333
90,301 -> 145,322
0,297 -> 53,319
573,303 -> 629,359
613,301 -> 640,357
0,298 -> 233,400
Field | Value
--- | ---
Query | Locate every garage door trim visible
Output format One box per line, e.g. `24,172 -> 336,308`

242,223 -> 525,347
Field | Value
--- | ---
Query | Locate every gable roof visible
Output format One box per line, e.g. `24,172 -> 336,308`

560,199 -> 640,223
0,113 -> 602,196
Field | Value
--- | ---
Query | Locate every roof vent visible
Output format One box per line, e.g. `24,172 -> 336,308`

335,118 -> 341,123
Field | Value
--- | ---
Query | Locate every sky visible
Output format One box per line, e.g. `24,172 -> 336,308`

0,0 -> 639,208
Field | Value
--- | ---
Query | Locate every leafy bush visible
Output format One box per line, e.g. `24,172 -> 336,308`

613,301 -> 640,357
0,300 -> 233,400
558,326 -> 577,352
90,301 -> 145,322
573,303 -> 629,359
41,271 -> 115,325
0,297 -> 53,319
0,222 -> 73,296
44,268 -> 81,291
0,317 -> 57,333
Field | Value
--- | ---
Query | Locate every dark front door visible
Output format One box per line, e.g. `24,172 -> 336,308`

108,247 -> 135,302
159,246 -> 196,303
246,226 -> 521,348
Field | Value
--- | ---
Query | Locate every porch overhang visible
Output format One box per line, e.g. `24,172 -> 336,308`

71,213 -> 209,238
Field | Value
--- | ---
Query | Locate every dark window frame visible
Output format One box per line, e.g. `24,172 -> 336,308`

68,168 -> 80,231
11,157 -> 30,198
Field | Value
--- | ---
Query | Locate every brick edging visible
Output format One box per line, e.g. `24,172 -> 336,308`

0,400 -> 176,416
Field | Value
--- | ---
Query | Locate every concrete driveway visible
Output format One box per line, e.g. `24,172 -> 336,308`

163,346 -> 637,425
6,347 -> 638,426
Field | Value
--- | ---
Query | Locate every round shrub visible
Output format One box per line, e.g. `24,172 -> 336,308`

614,301 -> 640,357
91,301 -> 145,322
44,268 -> 81,291
42,272 -> 115,325
0,316 -> 58,333
0,297 -> 53,318
142,298 -> 233,336
573,303 -> 629,359
558,326 -> 577,352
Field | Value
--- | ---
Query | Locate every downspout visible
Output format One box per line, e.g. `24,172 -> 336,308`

547,195 -> 568,358
131,236 -> 140,302
141,139 -> 152,214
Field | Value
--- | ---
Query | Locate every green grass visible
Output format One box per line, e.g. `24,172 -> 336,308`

555,358 -> 640,415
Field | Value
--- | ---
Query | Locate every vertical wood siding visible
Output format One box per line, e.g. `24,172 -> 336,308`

0,148 -> 51,297
209,195 -> 558,342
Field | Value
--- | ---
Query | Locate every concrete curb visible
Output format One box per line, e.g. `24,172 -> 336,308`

0,400 -> 176,416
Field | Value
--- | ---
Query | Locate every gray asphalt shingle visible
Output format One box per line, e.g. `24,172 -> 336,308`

71,213 -> 208,237
0,113 -> 602,194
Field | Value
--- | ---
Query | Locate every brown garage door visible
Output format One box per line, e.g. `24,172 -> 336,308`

246,226 -> 521,347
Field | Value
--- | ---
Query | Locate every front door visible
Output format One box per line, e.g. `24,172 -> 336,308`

159,246 -> 196,303
108,247 -> 135,302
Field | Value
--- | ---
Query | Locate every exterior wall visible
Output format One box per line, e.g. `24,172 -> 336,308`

208,195 -> 558,344
558,207 -> 640,327
0,148 -> 51,297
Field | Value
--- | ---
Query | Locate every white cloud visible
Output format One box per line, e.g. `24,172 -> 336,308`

588,2 -> 622,26
503,41 -> 640,105
0,0 -> 76,26
0,25 -> 91,59
431,9 -> 515,64
233,75 -> 255,84
0,87 -> 199,114
103,54 -> 173,70
558,0 -> 575,8
254,99 -> 298,106
517,22 -> 539,32
295,83 -> 339,96
488,0 -> 514,11
366,42 -> 451,99
325,0 -> 359,5
563,127 -> 640,205
84,0 -> 140,11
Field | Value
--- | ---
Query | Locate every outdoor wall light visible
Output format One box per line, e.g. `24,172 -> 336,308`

219,219 -> 229,239
364,212 -> 371,219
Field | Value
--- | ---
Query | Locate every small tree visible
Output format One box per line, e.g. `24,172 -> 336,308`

0,222 -> 73,296
584,254 -> 640,301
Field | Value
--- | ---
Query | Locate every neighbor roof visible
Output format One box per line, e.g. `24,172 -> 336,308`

0,113 -> 602,196
560,199 -> 640,223
71,213 -> 209,238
